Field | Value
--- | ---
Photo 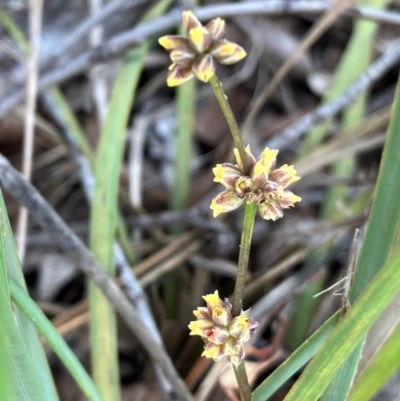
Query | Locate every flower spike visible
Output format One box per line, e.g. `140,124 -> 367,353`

159,11 -> 246,86
189,290 -> 258,365
210,146 -> 301,220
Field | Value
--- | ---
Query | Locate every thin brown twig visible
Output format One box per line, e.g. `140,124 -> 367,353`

16,0 -> 43,262
133,231 -> 199,276
139,240 -> 202,287
2,1 -> 400,119
240,0 -> 351,136
0,153 -> 194,401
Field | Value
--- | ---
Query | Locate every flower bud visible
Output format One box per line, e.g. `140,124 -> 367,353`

209,40 -> 246,65
192,54 -> 215,82
182,10 -> 202,36
166,64 -> 194,87
203,290 -> 223,311
258,200 -> 284,221
202,342 -> 224,361
224,337 -> 239,354
205,326 -> 230,345
188,318 -> 214,337
212,163 -> 241,189
234,176 -> 254,195
210,190 -> 244,217
228,314 -> 250,339
206,18 -> 225,40
211,305 -> 232,327
187,26 -> 212,54
193,306 -> 211,320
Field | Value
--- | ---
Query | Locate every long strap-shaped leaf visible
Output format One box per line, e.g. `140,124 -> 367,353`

0,189 -> 58,401
9,278 -> 103,401
89,1 -> 173,398
252,312 -> 339,401
348,321 -> 400,401
282,64 -> 400,400
281,244 -> 400,400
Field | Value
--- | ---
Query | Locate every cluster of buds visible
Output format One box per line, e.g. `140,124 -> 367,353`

158,11 -> 246,86
188,291 -> 258,366
211,146 -> 301,220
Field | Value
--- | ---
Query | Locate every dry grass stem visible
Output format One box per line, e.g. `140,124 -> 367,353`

16,0 -> 43,262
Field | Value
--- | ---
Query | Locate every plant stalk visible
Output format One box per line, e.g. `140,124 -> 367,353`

209,73 -> 257,400
209,74 -> 250,174
232,202 -> 257,316
234,362 -> 252,401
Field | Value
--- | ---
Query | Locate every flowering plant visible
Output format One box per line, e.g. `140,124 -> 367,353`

158,10 -> 301,400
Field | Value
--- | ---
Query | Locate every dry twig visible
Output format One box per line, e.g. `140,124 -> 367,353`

16,0 -> 43,262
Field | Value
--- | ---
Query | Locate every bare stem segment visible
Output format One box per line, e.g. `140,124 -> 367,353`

209,74 -> 250,174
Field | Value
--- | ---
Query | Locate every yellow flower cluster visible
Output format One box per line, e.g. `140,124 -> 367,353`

188,291 -> 258,366
158,11 -> 246,86
211,146 -> 301,220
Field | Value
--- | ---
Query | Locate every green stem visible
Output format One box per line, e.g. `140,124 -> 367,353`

209,73 -> 256,400
231,203 -> 257,401
234,362 -> 252,401
209,74 -> 250,174
232,202 -> 257,317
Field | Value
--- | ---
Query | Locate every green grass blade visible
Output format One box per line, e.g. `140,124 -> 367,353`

252,312 -> 339,401
0,189 -> 58,401
283,66 -> 400,401
320,341 -> 365,401
172,78 -> 196,212
285,275 -> 325,350
89,1 -> 173,398
321,0 -> 389,224
300,2 -> 394,396
291,6 -> 388,388
350,72 -> 400,302
0,7 -> 29,54
348,322 -> 400,401
0,316 -> 12,401
281,246 -> 400,401
0,198 -> 13,401
300,0 -> 389,157
48,87 -> 94,164
165,20 -> 197,317
9,278 -> 103,401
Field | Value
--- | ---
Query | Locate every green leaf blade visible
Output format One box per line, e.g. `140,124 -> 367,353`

282,246 -> 400,401
252,312 -> 339,401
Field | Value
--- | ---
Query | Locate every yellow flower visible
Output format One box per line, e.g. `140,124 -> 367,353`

210,146 -> 301,220
188,290 -> 258,365
158,11 -> 246,86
